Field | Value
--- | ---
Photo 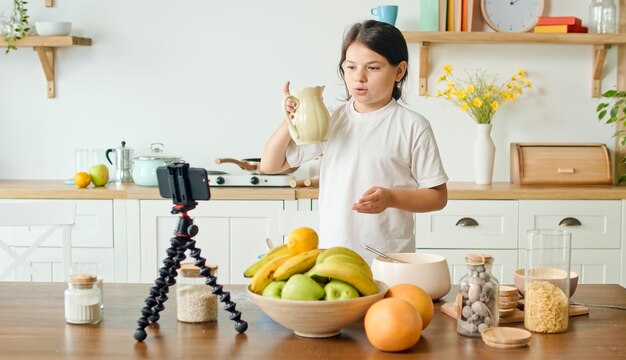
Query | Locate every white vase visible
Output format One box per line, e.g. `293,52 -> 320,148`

473,123 -> 495,185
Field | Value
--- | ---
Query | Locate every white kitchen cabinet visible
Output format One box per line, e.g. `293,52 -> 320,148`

518,200 -> 622,285
0,199 -> 116,282
139,199 -> 284,285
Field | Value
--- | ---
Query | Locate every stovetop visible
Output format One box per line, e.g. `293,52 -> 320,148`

206,171 -> 294,187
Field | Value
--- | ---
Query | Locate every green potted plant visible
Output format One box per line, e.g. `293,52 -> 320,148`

596,89 -> 626,184
3,0 -> 29,54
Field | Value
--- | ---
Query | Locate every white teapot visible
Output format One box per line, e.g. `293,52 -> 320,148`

283,86 -> 330,145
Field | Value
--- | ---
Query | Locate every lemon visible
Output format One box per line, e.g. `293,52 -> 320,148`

287,227 -> 318,255
73,172 -> 92,188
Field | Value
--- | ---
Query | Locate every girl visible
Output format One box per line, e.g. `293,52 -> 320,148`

261,20 -> 448,263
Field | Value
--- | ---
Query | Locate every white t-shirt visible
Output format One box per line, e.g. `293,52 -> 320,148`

286,98 -> 448,263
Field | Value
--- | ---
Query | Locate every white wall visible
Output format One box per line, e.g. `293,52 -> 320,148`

0,0 -> 617,182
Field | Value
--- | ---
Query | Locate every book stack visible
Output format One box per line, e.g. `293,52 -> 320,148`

418,0 -> 476,32
533,16 -> 588,33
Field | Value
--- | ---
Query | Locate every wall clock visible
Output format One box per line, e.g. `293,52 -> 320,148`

481,0 -> 545,32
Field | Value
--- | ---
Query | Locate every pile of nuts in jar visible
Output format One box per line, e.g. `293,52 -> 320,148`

457,253 -> 499,337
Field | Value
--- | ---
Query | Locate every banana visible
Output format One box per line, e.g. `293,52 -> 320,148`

273,249 -> 321,281
321,253 -> 373,279
243,244 -> 289,278
249,254 -> 293,294
316,246 -> 367,265
307,261 -> 379,296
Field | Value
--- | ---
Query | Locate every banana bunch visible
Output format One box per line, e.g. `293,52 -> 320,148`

246,241 -> 378,297
307,247 -> 378,296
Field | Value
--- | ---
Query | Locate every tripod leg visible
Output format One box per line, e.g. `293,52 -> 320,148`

133,236 -> 186,342
186,238 -> 248,333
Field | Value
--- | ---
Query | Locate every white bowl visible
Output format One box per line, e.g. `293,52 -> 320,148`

246,280 -> 388,338
371,253 -> 451,300
35,22 -> 72,36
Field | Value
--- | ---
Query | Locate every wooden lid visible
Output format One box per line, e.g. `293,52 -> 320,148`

481,327 -> 531,348
180,262 -> 217,278
466,253 -> 493,265
67,273 -> 97,285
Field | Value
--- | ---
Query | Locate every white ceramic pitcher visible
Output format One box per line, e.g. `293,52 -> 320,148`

283,86 -> 330,145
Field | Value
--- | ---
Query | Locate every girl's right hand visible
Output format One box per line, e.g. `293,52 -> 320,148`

284,81 -> 297,119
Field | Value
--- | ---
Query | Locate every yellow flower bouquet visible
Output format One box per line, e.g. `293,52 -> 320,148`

432,65 -> 532,124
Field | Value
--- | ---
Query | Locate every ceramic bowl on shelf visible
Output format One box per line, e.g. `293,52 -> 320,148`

35,21 -> 72,36
514,268 -> 579,297
246,280 -> 388,338
370,253 -> 451,300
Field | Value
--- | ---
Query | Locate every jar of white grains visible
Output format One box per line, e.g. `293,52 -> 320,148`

176,263 -> 218,323
457,253 -> 499,337
64,273 -> 102,324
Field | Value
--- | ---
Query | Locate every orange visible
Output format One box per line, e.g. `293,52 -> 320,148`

73,172 -> 91,188
286,227 -> 318,255
364,297 -> 422,352
385,284 -> 434,330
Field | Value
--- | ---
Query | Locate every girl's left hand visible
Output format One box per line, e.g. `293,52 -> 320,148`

352,187 -> 391,214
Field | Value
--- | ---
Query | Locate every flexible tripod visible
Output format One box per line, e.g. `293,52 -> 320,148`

133,164 -> 248,342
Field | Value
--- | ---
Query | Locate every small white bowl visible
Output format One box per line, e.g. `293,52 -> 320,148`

371,253 -> 451,300
35,21 -> 72,36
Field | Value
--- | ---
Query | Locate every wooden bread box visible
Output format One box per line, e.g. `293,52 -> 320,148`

510,143 -> 612,185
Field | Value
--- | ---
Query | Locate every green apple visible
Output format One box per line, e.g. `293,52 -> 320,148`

89,164 -> 109,187
281,274 -> 324,301
262,281 -> 286,298
323,280 -> 360,301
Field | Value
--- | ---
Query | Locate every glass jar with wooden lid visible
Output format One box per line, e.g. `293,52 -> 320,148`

457,253 -> 499,337
64,273 -> 102,324
176,262 -> 218,323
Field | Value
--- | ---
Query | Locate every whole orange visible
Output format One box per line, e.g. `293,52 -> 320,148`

364,297 -> 422,352
287,227 -> 318,255
385,284 -> 434,330
73,172 -> 91,188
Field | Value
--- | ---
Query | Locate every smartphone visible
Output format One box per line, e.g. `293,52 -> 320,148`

157,164 -> 211,202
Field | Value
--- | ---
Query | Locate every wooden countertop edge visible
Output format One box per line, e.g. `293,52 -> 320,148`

1,180 -> 625,200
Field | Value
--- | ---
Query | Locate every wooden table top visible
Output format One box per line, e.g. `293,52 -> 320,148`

0,282 -> 625,359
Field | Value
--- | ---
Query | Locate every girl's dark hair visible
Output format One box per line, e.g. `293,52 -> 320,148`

338,20 -> 409,101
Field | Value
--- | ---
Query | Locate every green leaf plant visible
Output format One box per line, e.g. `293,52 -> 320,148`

4,0 -> 29,54
597,89 -> 626,184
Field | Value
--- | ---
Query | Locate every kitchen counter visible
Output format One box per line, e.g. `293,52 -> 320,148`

0,282 -> 624,359
1,180 -> 626,200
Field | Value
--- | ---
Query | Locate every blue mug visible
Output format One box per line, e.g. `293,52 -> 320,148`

371,5 -> 398,26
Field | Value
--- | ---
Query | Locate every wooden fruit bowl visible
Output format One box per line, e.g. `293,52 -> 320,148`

246,280 -> 388,338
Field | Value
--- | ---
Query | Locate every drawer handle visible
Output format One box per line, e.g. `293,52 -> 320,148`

456,217 -> 479,227
558,167 -> 575,174
559,217 -> 582,227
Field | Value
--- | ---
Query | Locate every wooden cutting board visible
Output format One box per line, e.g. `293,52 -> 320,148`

441,302 -> 589,324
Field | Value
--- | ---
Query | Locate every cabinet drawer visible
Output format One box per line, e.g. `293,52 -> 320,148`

518,200 -> 621,249
423,249 -> 518,285
416,200 -> 518,249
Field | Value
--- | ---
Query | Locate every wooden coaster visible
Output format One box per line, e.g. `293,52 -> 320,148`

499,285 -> 519,296
481,327 -> 531,349
499,299 -> 520,309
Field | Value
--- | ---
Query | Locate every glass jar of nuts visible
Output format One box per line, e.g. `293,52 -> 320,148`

456,253 -> 499,337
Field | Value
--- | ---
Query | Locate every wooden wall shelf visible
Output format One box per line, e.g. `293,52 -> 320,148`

403,31 -> 626,97
0,36 -> 92,98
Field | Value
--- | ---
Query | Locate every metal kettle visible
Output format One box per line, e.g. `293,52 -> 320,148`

106,141 -> 134,183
